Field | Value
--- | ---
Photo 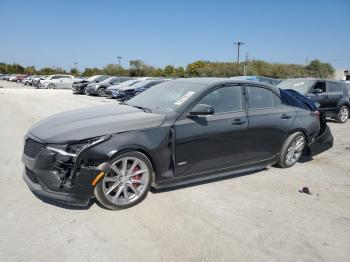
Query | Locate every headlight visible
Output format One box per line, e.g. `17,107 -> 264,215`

47,135 -> 111,158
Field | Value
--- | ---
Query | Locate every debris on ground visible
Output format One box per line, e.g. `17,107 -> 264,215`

299,187 -> 312,195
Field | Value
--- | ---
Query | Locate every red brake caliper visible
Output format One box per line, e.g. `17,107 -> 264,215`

132,166 -> 141,188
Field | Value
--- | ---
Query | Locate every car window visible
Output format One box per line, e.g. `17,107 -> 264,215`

327,81 -> 342,93
197,86 -> 242,114
247,86 -> 275,109
313,81 -> 326,92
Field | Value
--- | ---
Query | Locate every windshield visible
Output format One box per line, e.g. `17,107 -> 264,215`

119,80 -> 140,87
130,80 -> 154,88
94,75 -> 109,82
277,79 -> 315,94
86,75 -> 100,81
101,77 -> 116,83
127,81 -> 205,113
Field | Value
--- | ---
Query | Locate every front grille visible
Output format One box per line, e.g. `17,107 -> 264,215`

25,167 -> 39,183
24,138 -> 44,158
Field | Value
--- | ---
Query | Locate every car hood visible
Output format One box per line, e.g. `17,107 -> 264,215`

28,104 -> 166,143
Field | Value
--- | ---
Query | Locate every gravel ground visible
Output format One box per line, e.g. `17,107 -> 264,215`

0,81 -> 349,262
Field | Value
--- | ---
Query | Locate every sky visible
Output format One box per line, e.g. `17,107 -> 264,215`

1,0 -> 349,70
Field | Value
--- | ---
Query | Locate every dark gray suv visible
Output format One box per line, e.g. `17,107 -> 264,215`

278,78 -> 350,123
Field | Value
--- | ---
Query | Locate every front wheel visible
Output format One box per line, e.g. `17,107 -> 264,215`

48,83 -> 55,89
277,132 -> 306,168
94,151 -> 153,210
337,105 -> 349,123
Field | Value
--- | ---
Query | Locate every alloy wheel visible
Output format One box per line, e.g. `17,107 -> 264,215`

102,157 -> 150,206
339,106 -> 349,122
285,135 -> 305,166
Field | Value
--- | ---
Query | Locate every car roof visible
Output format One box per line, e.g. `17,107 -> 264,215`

282,78 -> 343,82
171,77 -> 275,86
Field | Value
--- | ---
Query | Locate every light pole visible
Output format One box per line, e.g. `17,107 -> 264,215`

117,56 -> 123,67
74,62 -> 78,70
234,41 -> 244,75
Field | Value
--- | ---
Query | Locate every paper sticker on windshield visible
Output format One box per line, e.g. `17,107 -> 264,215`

174,91 -> 195,105
294,82 -> 304,87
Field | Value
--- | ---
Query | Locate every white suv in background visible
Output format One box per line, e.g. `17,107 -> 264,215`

39,75 -> 75,89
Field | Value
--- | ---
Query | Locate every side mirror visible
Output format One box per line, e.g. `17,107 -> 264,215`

188,104 -> 214,116
313,88 -> 323,94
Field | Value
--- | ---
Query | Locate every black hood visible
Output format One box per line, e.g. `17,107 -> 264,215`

29,104 -> 166,143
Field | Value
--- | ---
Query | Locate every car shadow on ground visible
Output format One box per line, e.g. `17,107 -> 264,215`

32,192 -> 95,210
31,158 -> 314,210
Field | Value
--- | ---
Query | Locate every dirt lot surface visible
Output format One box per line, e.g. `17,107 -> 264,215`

0,81 -> 349,262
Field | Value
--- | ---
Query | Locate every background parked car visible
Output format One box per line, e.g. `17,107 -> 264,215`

230,76 -> 281,86
46,76 -> 83,89
84,76 -> 133,96
71,75 -> 110,94
39,75 -> 74,89
113,79 -> 168,100
105,77 -> 153,97
278,78 -> 350,123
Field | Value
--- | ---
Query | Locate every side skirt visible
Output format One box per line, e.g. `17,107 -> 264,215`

154,156 -> 277,189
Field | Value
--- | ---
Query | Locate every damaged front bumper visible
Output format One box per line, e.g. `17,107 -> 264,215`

307,125 -> 333,156
22,135 -> 107,207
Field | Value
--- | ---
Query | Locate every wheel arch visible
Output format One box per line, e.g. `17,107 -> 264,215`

108,146 -> 159,187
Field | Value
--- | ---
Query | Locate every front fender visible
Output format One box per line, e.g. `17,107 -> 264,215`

81,127 -> 175,185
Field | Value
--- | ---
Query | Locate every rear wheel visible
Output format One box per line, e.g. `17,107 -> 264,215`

337,105 -> 349,123
94,151 -> 153,210
48,83 -> 55,89
277,132 -> 306,168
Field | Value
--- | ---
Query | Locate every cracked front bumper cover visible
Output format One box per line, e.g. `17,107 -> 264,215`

23,168 -> 91,206
22,140 -> 104,207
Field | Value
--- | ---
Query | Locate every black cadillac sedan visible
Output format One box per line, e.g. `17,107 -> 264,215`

22,78 -> 333,209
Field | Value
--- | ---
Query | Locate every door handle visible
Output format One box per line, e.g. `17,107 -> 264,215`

231,119 -> 246,125
280,114 -> 292,119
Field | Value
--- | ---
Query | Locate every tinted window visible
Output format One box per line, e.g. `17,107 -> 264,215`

327,81 -> 342,93
278,79 -> 315,94
247,86 -> 274,109
198,86 -> 242,114
313,81 -> 326,92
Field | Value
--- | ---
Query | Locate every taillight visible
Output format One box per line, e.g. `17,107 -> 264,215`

313,110 -> 320,118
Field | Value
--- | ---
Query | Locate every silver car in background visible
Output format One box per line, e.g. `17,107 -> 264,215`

39,75 -> 75,89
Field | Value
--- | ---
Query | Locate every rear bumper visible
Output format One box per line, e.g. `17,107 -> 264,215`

307,126 -> 333,156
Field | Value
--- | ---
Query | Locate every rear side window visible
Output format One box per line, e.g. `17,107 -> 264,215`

327,81 -> 342,93
246,86 -> 275,109
198,85 -> 242,114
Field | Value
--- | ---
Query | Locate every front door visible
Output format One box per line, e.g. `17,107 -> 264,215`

308,81 -> 328,110
174,85 -> 248,177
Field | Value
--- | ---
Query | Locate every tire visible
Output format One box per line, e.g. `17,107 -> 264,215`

277,132 -> 306,168
97,87 -> 106,97
94,151 -> 153,210
337,105 -> 349,123
48,83 -> 55,89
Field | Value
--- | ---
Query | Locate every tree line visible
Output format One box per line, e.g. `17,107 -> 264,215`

0,59 -> 335,79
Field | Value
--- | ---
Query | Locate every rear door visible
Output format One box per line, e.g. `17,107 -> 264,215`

244,84 -> 297,161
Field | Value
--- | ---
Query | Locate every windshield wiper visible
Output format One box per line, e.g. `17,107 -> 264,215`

132,105 -> 152,113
